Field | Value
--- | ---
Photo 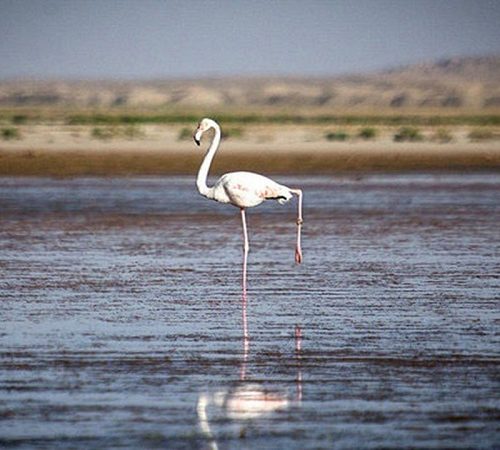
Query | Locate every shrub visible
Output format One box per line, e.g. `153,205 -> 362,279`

358,127 -> 377,140
1,127 -> 21,140
91,125 -> 144,140
91,126 -> 116,140
468,128 -> 495,141
325,130 -> 349,141
178,127 -> 192,141
122,124 -> 144,139
221,127 -> 244,139
393,126 -> 424,142
432,128 -> 453,143
11,114 -> 28,125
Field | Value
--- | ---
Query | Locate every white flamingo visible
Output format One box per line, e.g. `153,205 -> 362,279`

194,118 -> 303,301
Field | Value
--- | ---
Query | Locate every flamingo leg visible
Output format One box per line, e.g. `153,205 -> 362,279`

240,208 -> 250,340
241,208 -> 249,295
241,292 -> 249,364
291,189 -> 303,263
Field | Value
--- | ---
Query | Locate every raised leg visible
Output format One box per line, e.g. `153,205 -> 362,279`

290,189 -> 303,263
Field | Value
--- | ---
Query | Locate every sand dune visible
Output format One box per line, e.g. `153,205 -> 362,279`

1,56 -> 499,110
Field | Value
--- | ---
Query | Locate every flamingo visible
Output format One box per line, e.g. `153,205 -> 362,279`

193,118 -> 303,301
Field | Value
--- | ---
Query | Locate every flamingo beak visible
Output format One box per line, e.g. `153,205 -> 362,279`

193,129 -> 202,146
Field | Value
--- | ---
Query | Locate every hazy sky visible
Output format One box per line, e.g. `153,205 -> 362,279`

1,0 -> 499,79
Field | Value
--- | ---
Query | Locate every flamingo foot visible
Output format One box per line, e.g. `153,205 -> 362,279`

295,247 -> 303,264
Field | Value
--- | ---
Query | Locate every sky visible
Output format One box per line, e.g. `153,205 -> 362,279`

1,0 -> 499,79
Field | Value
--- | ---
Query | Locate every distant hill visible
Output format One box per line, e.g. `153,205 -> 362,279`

0,55 -> 499,110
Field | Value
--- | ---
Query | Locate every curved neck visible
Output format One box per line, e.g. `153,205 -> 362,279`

196,123 -> 221,198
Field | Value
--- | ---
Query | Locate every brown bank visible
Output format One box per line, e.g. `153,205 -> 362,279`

1,142 -> 500,176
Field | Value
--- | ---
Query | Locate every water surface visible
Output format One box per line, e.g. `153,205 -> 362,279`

1,174 -> 499,449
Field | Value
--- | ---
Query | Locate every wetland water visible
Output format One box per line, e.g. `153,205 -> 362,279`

0,174 -> 499,449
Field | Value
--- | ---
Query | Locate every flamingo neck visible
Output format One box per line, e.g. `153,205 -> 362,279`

196,123 -> 221,199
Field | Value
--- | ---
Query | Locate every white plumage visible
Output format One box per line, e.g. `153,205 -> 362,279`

209,171 -> 293,207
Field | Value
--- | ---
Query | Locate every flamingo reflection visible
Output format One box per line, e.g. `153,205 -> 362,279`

197,324 -> 303,448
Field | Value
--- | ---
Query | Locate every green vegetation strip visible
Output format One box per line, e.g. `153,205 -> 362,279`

2,110 -> 500,126
65,113 -> 500,126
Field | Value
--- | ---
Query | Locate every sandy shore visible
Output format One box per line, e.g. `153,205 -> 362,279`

1,124 -> 499,175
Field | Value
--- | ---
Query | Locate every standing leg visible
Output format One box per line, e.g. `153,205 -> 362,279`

240,208 -> 250,341
291,189 -> 303,263
240,208 -> 249,297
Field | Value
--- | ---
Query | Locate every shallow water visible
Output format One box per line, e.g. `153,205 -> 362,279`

0,174 -> 499,449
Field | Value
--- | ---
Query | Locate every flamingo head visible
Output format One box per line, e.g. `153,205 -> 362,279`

193,118 -> 215,146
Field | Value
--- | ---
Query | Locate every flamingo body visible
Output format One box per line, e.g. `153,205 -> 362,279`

209,171 -> 293,208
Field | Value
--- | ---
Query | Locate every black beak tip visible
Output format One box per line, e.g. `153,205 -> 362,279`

194,138 -> 200,146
